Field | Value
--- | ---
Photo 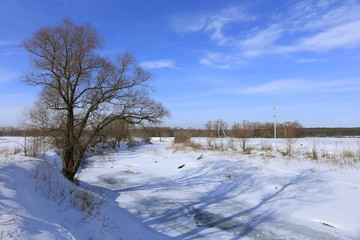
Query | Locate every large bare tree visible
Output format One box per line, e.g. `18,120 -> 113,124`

22,19 -> 169,181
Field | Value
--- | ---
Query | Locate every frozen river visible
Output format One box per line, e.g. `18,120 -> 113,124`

78,140 -> 355,239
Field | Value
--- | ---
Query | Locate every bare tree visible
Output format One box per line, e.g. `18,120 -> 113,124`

237,120 -> 252,153
22,19 -> 169,181
231,122 -> 241,138
205,120 -> 214,137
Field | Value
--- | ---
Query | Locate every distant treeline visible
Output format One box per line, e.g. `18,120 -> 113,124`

1,125 -> 360,138
305,128 -> 360,137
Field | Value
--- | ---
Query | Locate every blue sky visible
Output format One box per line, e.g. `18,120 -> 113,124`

1,0 -> 360,128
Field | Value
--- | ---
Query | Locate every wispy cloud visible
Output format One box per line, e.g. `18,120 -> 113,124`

239,25 -> 284,57
171,5 -> 253,45
172,1 -> 360,67
0,41 -> 19,46
199,52 -> 248,68
297,20 -> 360,51
296,58 -> 328,63
242,79 -> 304,94
238,79 -> 360,94
240,1 -> 360,56
288,0 -> 360,32
140,59 -> 178,69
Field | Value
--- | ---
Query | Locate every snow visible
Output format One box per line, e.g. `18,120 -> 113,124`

1,136 -> 360,239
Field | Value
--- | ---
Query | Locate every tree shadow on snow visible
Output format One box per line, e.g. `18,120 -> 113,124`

83,157 -> 341,240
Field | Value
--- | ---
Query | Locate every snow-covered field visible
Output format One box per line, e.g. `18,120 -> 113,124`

1,136 -> 360,239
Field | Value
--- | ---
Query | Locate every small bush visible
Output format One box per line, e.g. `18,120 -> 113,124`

126,139 -> 142,148
185,141 -> 203,150
226,138 -> 237,151
282,138 -> 296,157
304,149 -> 318,161
260,142 -> 272,152
24,137 -> 45,157
321,149 -> 330,158
242,146 -> 253,154
206,137 -> 214,148
171,140 -> 203,152
0,148 -> 10,157
173,131 -> 192,144
341,149 -> 355,159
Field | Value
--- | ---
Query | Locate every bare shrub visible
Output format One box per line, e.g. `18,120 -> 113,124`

68,187 -> 106,221
171,140 -> 203,152
185,141 -> 203,150
13,147 -> 22,155
321,149 -> 330,158
126,138 -> 142,148
304,148 -> 318,161
226,138 -> 237,151
206,137 -> 214,149
341,149 -> 355,159
236,120 -> 252,153
243,145 -> 253,154
260,142 -> 272,152
282,138 -> 296,156
0,148 -> 10,157
240,138 -> 248,153
312,140 -> 318,160
305,140 -> 318,160
19,136 -> 48,157
210,140 -> 226,151
173,131 -> 192,144
27,137 -> 43,157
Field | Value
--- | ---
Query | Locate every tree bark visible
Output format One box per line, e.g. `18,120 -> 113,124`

61,109 -> 76,181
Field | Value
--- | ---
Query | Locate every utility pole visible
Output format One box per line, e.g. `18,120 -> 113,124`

274,103 -> 277,139
217,122 -> 227,138
217,122 -> 220,138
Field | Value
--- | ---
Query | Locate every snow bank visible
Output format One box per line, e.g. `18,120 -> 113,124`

0,137 -> 168,239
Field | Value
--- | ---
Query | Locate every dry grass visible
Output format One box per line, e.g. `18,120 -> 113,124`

341,149 -> 355,159
0,209 -> 17,226
304,141 -> 318,161
260,142 -> 272,152
171,140 -> 203,153
31,166 -> 107,221
170,137 -> 360,168
173,131 -> 192,144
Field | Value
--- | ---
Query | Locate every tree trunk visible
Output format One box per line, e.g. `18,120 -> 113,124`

62,108 -> 76,181
61,146 -> 75,181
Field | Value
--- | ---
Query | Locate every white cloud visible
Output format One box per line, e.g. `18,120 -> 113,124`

170,14 -> 208,33
296,58 -> 327,63
0,41 -> 19,46
289,0 -> 360,32
140,59 -> 178,69
199,52 -> 248,68
239,79 -> 360,94
242,79 -> 305,94
244,2 -> 360,56
199,53 -> 231,69
298,20 -> 360,51
239,25 -> 284,57
173,1 -> 360,65
171,5 -> 253,45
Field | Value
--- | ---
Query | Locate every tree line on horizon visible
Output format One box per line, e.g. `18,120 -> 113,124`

3,121 -> 360,138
